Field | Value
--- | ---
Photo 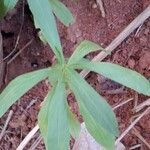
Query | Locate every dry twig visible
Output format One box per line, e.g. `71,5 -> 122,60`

7,39 -> 33,64
29,135 -> 42,150
16,125 -> 39,150
96,0 -> 106,17
113,98 -> 133,110
115,107 -> 150,144
133,128 -> 150,149
0,110 -> 13,141
0,31 -> 3,88
129,144 -> 141,150
134,98 -> 150,112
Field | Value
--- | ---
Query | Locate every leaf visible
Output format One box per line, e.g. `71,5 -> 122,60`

34,20 -> 48,45
38,80 -> 70,150
66,68 -> 118,150
71,59 -> 150,96
0,68 -> 50,118
38,88 -> 55,140
27,0 -> 64,63
67,106 -> 80,139
68,40 -> 105,65
49,0 -> 75,26
0,0 -> 18,19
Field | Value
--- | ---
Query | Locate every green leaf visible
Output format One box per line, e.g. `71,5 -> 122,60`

38,80 -> 70,150
49,0 -> 75,26
47,64 -> 62,85
0,68 -> 50,118
34,20 -> 48,45
27,0 -> 64,63
66,68 -> 118,150
0,0 -> 18,19
67,106 -> 80,139
38,87 -> 55,141
71,59 -> 150,96
68,40 -> 105,65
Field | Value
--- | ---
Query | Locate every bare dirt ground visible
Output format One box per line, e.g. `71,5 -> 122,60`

0,0 -> 150,149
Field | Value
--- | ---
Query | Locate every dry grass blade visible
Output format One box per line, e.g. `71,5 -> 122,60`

129,144 -> 141,150
134,98 -> 150,112
133,128 -> 150,149
0,110 -> 13,141
135,23 -> 143,37
7,39 -> 33,64
113,98 -> 133,110
80,5 -> 150,78
16,125 -> 39,150
96,0 -> 106,17
29,135 -> 42,150
0,31 -> 4,88
115,107 -> 150,144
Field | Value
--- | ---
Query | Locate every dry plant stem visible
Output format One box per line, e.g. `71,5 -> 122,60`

134,98 -> 150,112
0,0 -> 25,64
115,107 -> 150,144
96,0 -> 106,17
113,98 -> 133,110
129,144 -> 141,150
7,39 -> 33,64
16,5 -> 150,150
80,4 -> 150,78
29,135 -> 42,150
3,39 -> 33,84
133,93 -> 138,109
133,128 -> 150,149
16,125 -> 39,150
0,31 -> 3,88
12,0 -> 25,53
135,23 -> 143,37
0,110 -> 13,141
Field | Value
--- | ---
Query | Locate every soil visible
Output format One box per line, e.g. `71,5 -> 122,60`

0,0 -> 150,149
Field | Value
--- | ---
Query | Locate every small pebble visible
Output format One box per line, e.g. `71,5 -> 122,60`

92,3 -> 97,9
128,59 -> 135,68
31,62 -> 38,68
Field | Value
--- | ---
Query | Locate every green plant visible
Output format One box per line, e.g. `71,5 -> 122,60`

0,0 -> 150,150
0,39 -> 150,150
0,0 -> 74,51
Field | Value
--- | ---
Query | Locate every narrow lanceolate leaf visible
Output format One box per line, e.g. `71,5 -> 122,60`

38,80 -> 70,150
66,68 -> 118,150
38,87 -> 55,141
49,0 -> 75,26
67,106 -> 80,139
68,40 -> 105,65
72,59 -> 150,96
0,68 -> 50,118
0,0 -> 18,19
27,0 -> 64,63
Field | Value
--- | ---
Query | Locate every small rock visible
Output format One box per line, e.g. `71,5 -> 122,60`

128,59 -> 135,68
139,36 -> 147,46
92,3 -> 97,9
75,29 -> 82,38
